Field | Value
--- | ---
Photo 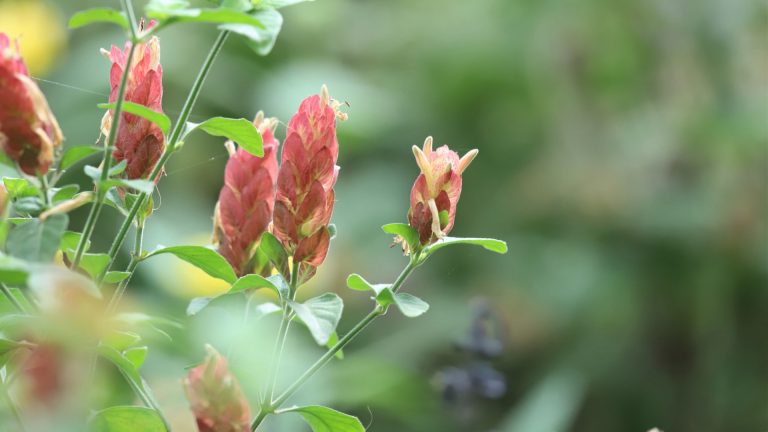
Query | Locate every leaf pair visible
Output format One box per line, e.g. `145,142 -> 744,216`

382,222 -> 508,262
347,273 -> 429,318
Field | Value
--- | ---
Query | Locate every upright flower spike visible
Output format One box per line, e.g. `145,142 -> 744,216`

213,112 -> 279,276
183,346 -> 251,432
0,33 -> 63,175
273,86 -> 346,281
408,136 -> 478,246
100,21 -> 164,180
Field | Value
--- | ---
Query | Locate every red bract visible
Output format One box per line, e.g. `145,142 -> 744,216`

214,112 -> 279,276
273,86 -> 346,280
0,33 -> 63,175
101,21 -> 164,180
183,346 -> 251,432
408,137 -> 478,245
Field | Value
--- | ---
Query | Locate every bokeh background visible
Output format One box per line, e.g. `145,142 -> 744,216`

1,0 -> 767,430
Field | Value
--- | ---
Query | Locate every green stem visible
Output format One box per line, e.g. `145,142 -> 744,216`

37,173 -> 50,207
263,268 -> 298,408
71,31 -> 138,268
97,30 -> 231,283
251,259 -> 419,431
106,221 -> 143,314
0,283 -> 24,313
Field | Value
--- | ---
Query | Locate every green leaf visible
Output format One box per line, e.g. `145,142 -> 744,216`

186,297 -> 213,316
0,254 -> 30,286
84,165 -> 155,195
69,8 -> 129,30
0,337 -> 31,356
89,406 -> 165,432
6,214 -> 68,262
98,102 -> 171,137
104,271 -> 131,284
0,286 -> 32,314
220,8 -> 283,56
382,223 -> 420,252
60,230 -> 88,252
259,232 -> 289,276
104,331 -> 142,352
3,178 -> 39,199
256,0 -> 314,8
51,184 -> 80,203
78,253 -> 110,279
12,197 -> 44,215
145,245 -> 237,283
147,0 -> 266,28
277,405 -> 365,432
60,146 -> 101,170
421,236 -> 508,258
289,293 -> 343,346
124,346 -> 148,370
390,292 -> 429,318
346,273 -> 389,293
252,301 -> 282,319
185,117 -> 263,156
229,273 -> 285,298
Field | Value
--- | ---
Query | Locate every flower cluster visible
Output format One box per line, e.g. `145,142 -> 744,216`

214,112 -> 279,276
0,33 -> 62,175
184,346 -> 251,432
100,21 -> 164,180
408,137 -> 477,246
273,86 -> 345,281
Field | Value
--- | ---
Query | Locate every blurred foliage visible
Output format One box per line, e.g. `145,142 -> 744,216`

1,0 -> 766,430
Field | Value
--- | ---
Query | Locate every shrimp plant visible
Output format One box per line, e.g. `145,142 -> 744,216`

0,0 -> 506,431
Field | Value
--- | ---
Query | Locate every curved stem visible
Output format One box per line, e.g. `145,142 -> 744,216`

97,30 -> 230,283
251,259 -> 419,431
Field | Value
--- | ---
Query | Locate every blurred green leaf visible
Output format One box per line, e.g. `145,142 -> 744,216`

2,178 -> 38,199
277,405 -> 365,432
89,406 -> 165,432
184,117 -> 264,157
104,271 -> 131,284
104,331 -> 142,352
256,0 -> 314,9
220,8 -> 283,56
78,253 -> 110,279
51,184 -> 80,203
326,331 -> 344,360
7,215 -> 68,262
98,102 -> 171,136
388,293 -> 429,318
69,8 -> 129,30
500,370 -> 585,432
147,0 -> 265,27
98,346 -> 164,417
12,197 -> 44,215
145,245 -> 237,283
60,146 -> 101,170
0,254 -> 30,286
289,293 -> 343,346
124,346 -> 149,370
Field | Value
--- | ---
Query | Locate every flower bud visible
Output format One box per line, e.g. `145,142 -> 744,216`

408,137 -> 477,245
213,113 -> 279,276
0,33 -> 63,175
183,345 -> 251,432
273,86 -> 345,279
100,20 -> 164,180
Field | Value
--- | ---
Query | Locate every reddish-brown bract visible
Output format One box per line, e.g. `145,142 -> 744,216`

0,33 -> 63,175
273,88 -> 343,277
214,114 -> 279,276
184,346 -> 251,432
408,137 -> 477,245
101,23 -> 164,180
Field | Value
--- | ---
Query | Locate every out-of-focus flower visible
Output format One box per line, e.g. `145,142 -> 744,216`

21,343 -> 62,407
408,137 -> 477,246
0,183 -> 7,216
0,33 -> 63,175
100,21 -> 164,180
0,0 -> 66,76
273,86 -> 345,281
183,345 -> 251,432
213,112 -> 279,277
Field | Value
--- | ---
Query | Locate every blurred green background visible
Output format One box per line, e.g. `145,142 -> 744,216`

2,0 -> 767,430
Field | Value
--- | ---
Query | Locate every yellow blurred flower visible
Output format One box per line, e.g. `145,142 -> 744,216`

0,0 -> 66,76
173,258 -> 231,299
